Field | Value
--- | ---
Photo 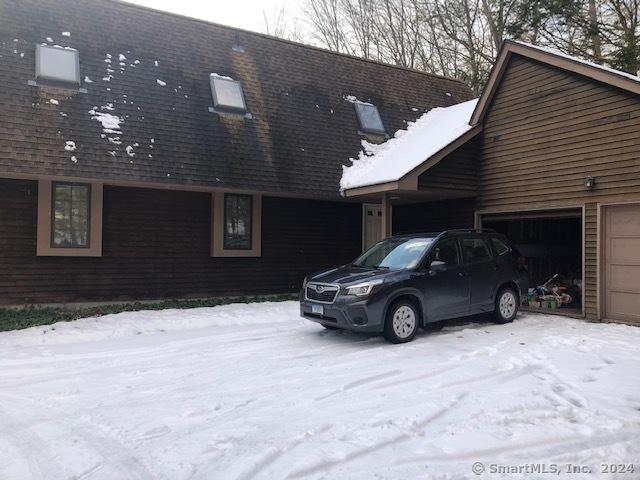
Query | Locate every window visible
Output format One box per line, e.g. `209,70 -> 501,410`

36,44 -> 80,84
224,194 -> 252,250
491,238 -> 511,256
37,180 -> 103,257
353,237 -> 434,270
211,192 -> 261,257
52,182 -> 90,248
354,102 -> 385,135
461,238 -> 493,264
431,239 -> 460,267
210,74 -> 247,112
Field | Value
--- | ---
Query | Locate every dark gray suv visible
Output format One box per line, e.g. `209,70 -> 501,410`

300,229 -> 528,343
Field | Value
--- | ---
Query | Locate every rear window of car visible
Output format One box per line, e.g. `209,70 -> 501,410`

491,237 -> 511,256
461,237 -> 493,264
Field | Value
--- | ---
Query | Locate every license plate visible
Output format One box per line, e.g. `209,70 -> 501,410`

311,304 -> 324,315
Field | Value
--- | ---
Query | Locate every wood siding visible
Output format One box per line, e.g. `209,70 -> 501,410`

478,55 -> 640,319
393,198 -> 475,234
418,135 -> 479,194
0,179 -> 362,305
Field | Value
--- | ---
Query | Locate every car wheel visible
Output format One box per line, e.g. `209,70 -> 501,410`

493,287 -> 519,324
384,300 -> 419,343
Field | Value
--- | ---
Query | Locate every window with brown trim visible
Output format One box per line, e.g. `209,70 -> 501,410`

211,192 -> 261,257
37,180 -> 103,257
51,182 -> 91,248
223,193 -> 253,250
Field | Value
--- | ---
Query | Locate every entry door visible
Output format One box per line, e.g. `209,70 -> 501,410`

604,204 -> 640,323
363,204 -> 382,251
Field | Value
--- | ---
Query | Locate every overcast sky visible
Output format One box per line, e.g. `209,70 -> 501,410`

123,0 -> 304,35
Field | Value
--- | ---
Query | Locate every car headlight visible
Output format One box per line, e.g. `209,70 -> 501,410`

345,279 -> 384,297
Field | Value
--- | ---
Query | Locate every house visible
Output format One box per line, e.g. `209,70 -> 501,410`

0,0 -> 472,305
2,2 -> 639,328
344,41 -> 640,326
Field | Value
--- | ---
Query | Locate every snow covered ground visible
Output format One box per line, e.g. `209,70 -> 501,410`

1,302 -> 639,480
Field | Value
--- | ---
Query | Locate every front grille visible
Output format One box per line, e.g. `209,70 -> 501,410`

306,284 -> 339,304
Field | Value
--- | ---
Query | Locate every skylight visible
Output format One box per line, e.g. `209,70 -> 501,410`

210,74 -> 247,112
354,102 -> 385,135
35,44 -> 80,84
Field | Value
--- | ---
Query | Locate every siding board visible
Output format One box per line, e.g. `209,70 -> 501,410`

478,55 -> 640,319
0,179 -> 362,304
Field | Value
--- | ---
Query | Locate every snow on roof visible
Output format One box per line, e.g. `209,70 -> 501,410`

340,98 -> 478,191
514,40 -> 640,84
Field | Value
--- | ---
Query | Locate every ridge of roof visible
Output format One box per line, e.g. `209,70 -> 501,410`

113,0 -> 466,86
470,39 -> 640,125
511,40 -> 640,84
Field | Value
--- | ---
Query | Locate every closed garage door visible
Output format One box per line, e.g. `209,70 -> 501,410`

604,204 -> 640,323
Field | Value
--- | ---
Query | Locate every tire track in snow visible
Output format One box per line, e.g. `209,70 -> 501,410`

287,393 -> 468,479
236,425 -> 332,480
0,394 -> 154,480
315,370 -> 401,400
395,427 -> 640,466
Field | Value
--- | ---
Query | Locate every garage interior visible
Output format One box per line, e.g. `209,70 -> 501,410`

482,210 -> 583,316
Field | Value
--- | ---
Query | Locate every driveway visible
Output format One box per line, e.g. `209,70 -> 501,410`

0,301 -> 639,479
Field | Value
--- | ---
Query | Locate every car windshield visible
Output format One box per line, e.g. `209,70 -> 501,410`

352,237 -> 434,270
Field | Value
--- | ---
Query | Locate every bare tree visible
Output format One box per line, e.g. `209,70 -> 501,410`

302,0 -> 640,92
263,7 -> 306,43
304,0 -> 353,53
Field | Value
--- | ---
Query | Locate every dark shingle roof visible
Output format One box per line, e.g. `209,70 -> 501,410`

0,0 -> 473,198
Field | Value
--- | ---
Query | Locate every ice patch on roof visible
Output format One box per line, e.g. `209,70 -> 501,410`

71,155 -> 78,163
89,108 -> 123,134
154,60 -> 158,67
84,76 -> 92,83
340,99 -> 478,191
62,31 -> 70,37
46,37 -> 53,42
49,99 -> 59,105
344,95 -> 372,106
126,146 -> 135,157
119,53 -> 126,61
156,79 -> 166,86
211,73 -> 233,80
64,141 -> 76,151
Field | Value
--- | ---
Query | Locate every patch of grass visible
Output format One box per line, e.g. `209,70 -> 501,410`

0,294 -> 298,332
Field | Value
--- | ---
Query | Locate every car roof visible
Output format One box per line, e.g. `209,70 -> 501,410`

390,229 -> 504,240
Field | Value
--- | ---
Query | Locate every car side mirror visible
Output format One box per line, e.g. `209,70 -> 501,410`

429,260 -> 447,273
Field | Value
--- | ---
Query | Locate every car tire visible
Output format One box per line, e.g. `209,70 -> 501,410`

384,300 -> 419,344
493,287 -> 519,324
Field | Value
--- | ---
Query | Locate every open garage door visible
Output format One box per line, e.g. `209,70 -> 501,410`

480,209 -> 583,316
603,204 -> 640,324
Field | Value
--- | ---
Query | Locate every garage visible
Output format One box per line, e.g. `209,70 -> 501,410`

480,209 -> 583,316
603,204 -> 640,324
